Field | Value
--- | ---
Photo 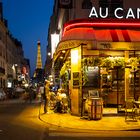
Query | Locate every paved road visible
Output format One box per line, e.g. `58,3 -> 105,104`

0,100 -> 140,140
0,100 -> 47,140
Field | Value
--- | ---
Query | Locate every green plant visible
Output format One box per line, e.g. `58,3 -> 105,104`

60,61 -> 71,88
101,57 -> 114,70
113,57 -> 125,68
82,57 -> 102,67
82,66 -> 88,86
60,61 -> 70,77
101,57 -> 125,70
127,57 -> 139,70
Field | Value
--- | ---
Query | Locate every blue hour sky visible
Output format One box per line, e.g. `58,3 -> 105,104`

3,0 -> 54,76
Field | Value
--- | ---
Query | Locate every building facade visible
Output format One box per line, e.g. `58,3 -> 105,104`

46,0 -> 140,115
0,2 -> 29,89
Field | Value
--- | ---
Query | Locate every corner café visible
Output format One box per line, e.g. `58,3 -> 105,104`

53,18 -> 140,116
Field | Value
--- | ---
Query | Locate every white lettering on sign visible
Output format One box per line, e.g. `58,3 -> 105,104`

126,8 -> 135,19
137,8 -> 140,18
89,7 -> 140,19
114,8 -> 123,19
100,7 -> 108,18
89,7 -> 98,18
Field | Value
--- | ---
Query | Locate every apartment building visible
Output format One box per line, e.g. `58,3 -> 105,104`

0,2 -> 28,88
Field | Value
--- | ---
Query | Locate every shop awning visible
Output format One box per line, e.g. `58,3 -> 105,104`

62,19 -> 140,42
61,27 -> 140,42
54,19 -> 140,62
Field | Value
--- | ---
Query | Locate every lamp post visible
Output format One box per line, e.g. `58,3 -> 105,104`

14,64 -> 18,80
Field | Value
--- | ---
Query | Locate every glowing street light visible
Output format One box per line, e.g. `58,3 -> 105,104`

48,52 -> 51,56
51,33 -> 59,58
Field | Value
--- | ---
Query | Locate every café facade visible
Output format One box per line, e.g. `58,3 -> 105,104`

53,18 -> 140,116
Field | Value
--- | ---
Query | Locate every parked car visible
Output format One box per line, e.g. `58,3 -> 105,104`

0,89 -> 7,100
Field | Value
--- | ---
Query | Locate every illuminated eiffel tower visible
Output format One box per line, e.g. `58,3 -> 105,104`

33,41 -> 44,82
36,41 -> 42,69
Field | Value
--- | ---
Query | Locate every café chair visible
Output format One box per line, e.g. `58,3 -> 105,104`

62,97 -> 68,113
125,100 -> 138,121
135,97 -> 140,116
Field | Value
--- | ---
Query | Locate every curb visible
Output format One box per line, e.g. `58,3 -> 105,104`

38,103 -> 140,131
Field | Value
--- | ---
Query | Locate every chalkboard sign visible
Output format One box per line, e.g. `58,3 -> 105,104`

85,66 -> 99,87
73,72 -> 80,87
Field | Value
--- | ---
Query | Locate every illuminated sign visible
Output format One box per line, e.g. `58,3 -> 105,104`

89,7 -> 140,19
97,42 -> 140,50
56,40 -> 140,57
51,33 -> 59,58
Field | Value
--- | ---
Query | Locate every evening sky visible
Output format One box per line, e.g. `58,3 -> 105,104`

3,0 -> 54,76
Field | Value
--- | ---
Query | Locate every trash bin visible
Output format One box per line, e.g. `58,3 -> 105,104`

88,98 -> 103,120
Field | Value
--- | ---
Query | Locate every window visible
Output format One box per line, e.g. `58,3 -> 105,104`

82,0 -> 92,9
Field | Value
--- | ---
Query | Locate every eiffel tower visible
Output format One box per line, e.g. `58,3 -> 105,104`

36,41 -> 42,69
33,41 -> 44,82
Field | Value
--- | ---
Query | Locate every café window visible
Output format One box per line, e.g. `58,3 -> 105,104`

82,0 -> 92,9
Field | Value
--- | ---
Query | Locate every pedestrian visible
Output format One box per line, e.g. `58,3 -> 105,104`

39,83 -> 45,102
37,84 -> 41,102
44,80 -> 50,113
54,89 -> 63,113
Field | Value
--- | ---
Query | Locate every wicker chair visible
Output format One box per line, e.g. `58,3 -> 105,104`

125,99 -> 137,121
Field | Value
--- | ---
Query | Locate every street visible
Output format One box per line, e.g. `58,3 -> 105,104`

0,100 -> 140,140
0,100 -> 47,140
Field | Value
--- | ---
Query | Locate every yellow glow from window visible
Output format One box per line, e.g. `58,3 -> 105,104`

71,49 -> 79,64
129,74 -> 132,78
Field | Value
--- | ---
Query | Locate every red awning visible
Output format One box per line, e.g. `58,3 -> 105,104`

61,19 -> 140,42
61,27 -> 140,42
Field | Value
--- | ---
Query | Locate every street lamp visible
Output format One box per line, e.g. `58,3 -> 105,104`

48,52 -> 51,56
12,64 -> 18,79
51,33 -> 59,58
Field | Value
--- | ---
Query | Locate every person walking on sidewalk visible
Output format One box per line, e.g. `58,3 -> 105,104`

44,80 -> 50,113
39,83 -> 45,102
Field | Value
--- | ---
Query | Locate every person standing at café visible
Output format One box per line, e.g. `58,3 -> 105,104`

44,80 -> 50,113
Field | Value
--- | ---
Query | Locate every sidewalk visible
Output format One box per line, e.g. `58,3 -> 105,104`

39,104 -> 140,131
